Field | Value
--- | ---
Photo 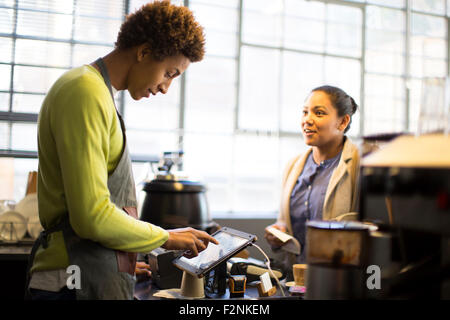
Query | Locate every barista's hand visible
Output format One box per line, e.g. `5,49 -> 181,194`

135,261 -> 152,278
162,227 -> 219,259
264,222 -> 287,248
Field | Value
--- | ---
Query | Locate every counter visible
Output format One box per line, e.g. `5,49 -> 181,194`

0,244 -> 301,301
134,278 -> 301,301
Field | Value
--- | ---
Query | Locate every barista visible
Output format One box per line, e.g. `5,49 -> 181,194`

265,85 -> 360,267
27,1 -> 217,300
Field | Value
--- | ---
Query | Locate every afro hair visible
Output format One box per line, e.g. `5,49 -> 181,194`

115,0 -> 205,62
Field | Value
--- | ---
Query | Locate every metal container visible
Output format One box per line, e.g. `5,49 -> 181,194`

305,221 -> 375,300
138,175 -> 217,232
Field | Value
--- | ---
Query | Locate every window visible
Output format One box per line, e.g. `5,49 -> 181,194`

1,0 -> 449,218
0,0 -> 123,200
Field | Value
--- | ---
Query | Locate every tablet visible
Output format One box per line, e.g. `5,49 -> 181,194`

172,227 -> 257,277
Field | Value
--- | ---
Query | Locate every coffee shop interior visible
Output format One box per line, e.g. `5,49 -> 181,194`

1,0 -> 450,300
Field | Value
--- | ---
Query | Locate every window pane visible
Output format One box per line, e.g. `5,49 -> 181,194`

18,0 -> 74,14
15,39 -> 71,68
324,57 -> 361,135
284,15 -> 325,53
410,56 -> 447,77
76,0 -> 123,18
280,52 -> 324,133
204,30 -> 237,58
411,13 -> 446,38
284,0 -> 325,52
0,8 -> 14,34
411,37 -> 447,59
183,133 -> 233,213
364,74 -> 405,135
365,50 -> 404,75
366,30 -> 404,54
0,93 -> 9,112
365,6 -> 405,76
364,96 -> 405,134
347,108 -> 361,137
0,121 -> 9,148
0,158 -> 38,202
72,44 -> 112,67
368,0 -> 405,8
0,64 -> 11,91
190,3 -> 237,33
412,0 -> 446,15
242,0 -> 283,46
123,81 -> 180,131
12,93 -> 45,113
126,130 -> 179,157
285,0 -> 325,19
408,78 -> 423,133
233,135 -> 279,212
11,122 -> 37,151
326,4 -> 362,57
366,6 -> 405,32
184,133 -> 233,179
324,56 -> 361,103
239,46 -> 280,131
326,23 -> 362,58
185,56 -> 236,133
365,74 -> 405,101
16,10 -> 72,39
410,14 -> 447,78
179,1 -> 239,58
234,135 -> 279,179
190,0 -> 238,8
0,37 -> 12,63
74,16 -> 121,43
128,0 -> 184,12
0,0 -> 14,7
279,136 -> 309,177
13,66 -> 66,94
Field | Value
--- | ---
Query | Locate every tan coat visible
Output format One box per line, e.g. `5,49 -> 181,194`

277,137 -> 361,237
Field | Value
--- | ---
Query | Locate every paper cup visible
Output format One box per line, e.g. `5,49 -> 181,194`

293,264 -> 307,286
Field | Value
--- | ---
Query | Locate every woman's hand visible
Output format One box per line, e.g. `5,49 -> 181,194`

264,222 -> 287,248
162,227 -> 219,259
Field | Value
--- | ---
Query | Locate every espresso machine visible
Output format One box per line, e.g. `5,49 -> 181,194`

360,134 -> 450,299
306,134 -> 450,299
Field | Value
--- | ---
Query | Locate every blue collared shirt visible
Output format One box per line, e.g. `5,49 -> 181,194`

289,150 -> 341,263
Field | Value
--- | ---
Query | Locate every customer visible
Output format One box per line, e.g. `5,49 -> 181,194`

265,85 -> 360,266
27,1 -> 217,300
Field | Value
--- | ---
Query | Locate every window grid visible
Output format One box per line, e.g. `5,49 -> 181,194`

0,0 -> 124,153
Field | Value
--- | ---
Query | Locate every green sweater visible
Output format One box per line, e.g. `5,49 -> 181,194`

33,65 -> 168,273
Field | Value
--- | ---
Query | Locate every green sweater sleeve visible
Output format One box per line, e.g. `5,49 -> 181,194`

50,71 -> 168,253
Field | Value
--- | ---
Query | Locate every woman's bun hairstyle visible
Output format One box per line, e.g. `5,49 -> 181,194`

311,85 -> 358,133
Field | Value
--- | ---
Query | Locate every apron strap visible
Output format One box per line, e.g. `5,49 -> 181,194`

24,216 -> 71,299
93,58 -> 126,138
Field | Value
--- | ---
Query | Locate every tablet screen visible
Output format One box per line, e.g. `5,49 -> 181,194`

173,228 -> 255,276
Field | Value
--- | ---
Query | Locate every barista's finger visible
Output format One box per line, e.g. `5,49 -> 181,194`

187,240 -> 199,257
194,236 -> 207,252
193,230 -> 219,245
